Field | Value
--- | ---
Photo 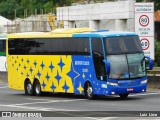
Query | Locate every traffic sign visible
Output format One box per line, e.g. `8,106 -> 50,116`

134,2 -> 154,59
139,15 -> 149,27
140,38 -> 150,50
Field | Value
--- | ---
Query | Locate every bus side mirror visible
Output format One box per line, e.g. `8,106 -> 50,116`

145,56 -> 153,70
103,60 -> 110,73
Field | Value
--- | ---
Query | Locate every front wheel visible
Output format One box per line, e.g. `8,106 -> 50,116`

119,94 -> 129,99
33,80 -> 42,96
85,82 -> 95,100
25,80 -> 33,95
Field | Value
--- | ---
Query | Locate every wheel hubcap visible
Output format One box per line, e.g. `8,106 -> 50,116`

36,84 -> 40,94
87,86 -> 93,97
27,83 -> 32,94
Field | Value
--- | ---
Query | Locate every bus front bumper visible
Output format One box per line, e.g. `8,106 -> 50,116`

101,84 -> 147,95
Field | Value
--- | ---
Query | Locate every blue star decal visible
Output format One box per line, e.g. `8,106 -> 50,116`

27,59 -> 30,64
49,62 -> 54,72
62,80 -> 69,92
21,58 -> 24,62
55,71 -> 62,84
24,65 -> 27,70
26,73 -> 29,78
46,73 -> 50,81
58,58 -> 65,71
50,82 -> 56,90
42,81 -> 46,88
34,61 -> 37,67
30,67 -> 33,74
37,70 -> 41,78
40,61 -> 45,70
67,63 -> 80,81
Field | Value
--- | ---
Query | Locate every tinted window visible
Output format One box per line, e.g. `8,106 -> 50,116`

0,40 -> 6,52
104,36 -> 143,55
92,38 -> 103,54
8,38 -> 90,55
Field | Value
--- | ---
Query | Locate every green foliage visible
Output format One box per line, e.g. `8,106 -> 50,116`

154,40 -> 160,66
136,0 -> 160,11
0,0 -> 76,19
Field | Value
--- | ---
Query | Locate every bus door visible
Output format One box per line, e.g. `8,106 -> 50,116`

91,38 -> 106,81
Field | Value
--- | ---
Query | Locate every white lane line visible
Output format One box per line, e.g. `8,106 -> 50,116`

85,117 -> 117,120
0,104 -> 79,111
0,86 -> 8,88
85,117 -> 100,120
26,98 -> 54,101
7,99 -> 85,106
129,92 -> 159,96
98,117 -> 117,120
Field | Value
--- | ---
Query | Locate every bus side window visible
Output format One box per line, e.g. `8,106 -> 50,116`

92,38 -> 106,80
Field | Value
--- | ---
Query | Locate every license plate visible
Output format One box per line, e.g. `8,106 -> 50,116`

127,88 -> 133,91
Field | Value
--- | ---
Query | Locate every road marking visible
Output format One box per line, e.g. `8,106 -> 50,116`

129,92 -> 159,96
86,117 -> 117,120
0,86 -> 8,88
99,117 -> 117,120
85,117 -> 100,120
8,99 -> 85,106
0,104 -> 79,111
26,98 -> 54,101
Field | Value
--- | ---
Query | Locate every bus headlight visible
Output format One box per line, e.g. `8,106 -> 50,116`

107,82 -> 118,86
141,79 -> 147,84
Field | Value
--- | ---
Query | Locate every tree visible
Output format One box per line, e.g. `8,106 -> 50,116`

136,0 -> 160,11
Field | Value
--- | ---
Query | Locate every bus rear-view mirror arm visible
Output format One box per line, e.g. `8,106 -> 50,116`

145,56 -> 154,70
103,60 -> 110,74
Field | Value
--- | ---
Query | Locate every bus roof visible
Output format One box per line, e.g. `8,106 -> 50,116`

7,28 -> 137,39
72,31 -> 138,38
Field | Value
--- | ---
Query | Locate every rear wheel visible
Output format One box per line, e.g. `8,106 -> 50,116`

85,82 -> 95,100
33,80 -> 42,96
25,80 -> 33,95
119,94 -> 129,99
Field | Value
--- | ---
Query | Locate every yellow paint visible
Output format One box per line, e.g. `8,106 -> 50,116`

77,82 -> 84,94
7,28 -> 93,93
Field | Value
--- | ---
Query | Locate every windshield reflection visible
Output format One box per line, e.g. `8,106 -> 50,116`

107,53 -> 146,79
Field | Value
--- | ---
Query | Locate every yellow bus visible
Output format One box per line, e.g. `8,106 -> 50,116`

7,28 -> 153,99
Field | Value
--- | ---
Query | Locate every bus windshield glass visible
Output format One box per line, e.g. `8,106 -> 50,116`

104,36 -> 143,54
104,36 -> 145,79
107,53 -> 146,79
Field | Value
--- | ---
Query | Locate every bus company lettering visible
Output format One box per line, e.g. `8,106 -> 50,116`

75,61 -> 90,66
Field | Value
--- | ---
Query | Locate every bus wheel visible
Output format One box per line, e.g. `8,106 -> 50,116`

119,94 -> 129,99
25,80 -> 33,96
85,82 -> 95,100
33,80 -> 42,96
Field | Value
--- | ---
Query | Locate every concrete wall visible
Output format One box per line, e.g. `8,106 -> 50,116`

57,0 -> 135,31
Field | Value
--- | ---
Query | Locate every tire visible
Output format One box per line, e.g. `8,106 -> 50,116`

25,80 -> 33,96
119,94 -> 129,99
85,82 -> 95,100
33,80 -> 42,96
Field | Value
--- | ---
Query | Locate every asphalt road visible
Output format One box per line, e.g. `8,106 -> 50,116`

0,83 -> 160,120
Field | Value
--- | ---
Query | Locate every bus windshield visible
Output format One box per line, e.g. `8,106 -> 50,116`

107,53 -> 146,79
104,36 -> 145,79
104,36 -> 143,54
